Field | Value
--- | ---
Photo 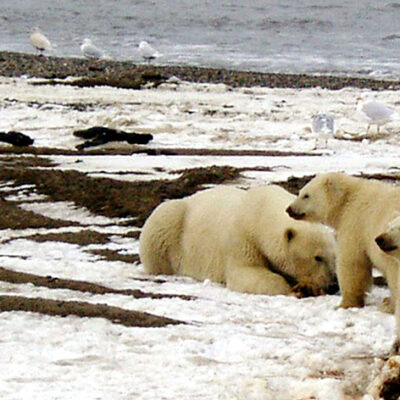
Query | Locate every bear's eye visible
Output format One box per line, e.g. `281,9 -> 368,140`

302,194 -> 309,199
314,255 -> 324,263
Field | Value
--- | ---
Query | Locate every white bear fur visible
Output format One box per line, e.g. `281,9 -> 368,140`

286,172 -> 400,352
376,214 -> 400,352
139,185 -> 337,296
376,214 -> 400,260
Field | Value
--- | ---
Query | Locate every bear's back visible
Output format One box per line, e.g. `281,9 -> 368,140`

178,186 -> 246,281
238,185 -> 296,232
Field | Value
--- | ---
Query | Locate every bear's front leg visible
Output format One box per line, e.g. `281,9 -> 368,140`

226,259 -> 292,295
336,246 -> 372,308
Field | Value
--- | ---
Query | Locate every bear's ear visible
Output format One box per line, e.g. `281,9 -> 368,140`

324,176 -> 334,191
285,228 -> 296,242
324,175 -> 342,195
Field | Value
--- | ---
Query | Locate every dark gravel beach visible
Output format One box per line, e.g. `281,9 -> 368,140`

1,51 -> 399,90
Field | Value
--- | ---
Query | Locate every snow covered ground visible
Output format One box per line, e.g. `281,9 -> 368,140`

0,77 -> 399,399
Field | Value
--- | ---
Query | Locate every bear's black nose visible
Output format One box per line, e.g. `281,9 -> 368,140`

375,234 -> 397,252
286,206 -> 294,216
375,235 -> 385,249
286,206 -> 305,220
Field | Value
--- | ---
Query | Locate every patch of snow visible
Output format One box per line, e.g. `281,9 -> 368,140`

0,77 -> 398,399
19,201 -> 133,226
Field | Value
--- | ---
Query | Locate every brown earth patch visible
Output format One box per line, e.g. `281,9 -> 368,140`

0,295 -> 184,327
0,155 -> 55,168
0,145 -> 320,157
0,160 -> 241,227
0,266 -> 194,301
25,230 -> 111,246
0,197 -> 74,230
89,249 -> 140,264
123,230 -> 141,240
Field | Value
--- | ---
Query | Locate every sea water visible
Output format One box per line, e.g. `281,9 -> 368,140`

0,0 -> 400,78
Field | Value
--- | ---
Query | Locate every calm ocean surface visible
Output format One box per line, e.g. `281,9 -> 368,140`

1,0 -> 400,78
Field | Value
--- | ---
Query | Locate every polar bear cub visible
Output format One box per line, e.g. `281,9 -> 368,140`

286,172 -> 400,353
286,172 -> 400,309
139,185 -> 337,296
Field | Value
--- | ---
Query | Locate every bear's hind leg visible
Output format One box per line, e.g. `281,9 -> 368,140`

139,200 -> 186,275
370,249 -> 400,313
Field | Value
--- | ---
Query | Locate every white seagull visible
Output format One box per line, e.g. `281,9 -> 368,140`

80,38 -> 108,59
357,96 -> 396,134
30,27 -> 54,54
312,113 -> 334,149
138,41 -> 162,62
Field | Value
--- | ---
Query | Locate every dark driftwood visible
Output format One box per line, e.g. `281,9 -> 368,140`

73,126 -> 153,149
0,131 -> 34,146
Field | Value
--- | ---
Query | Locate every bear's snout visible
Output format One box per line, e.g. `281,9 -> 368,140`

375,233 -> 398,252
286,206 -> 305,220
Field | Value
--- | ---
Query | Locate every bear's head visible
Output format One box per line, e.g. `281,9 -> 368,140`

375,214 -> 400,259
286,172 -> 352,227
282,222 -> 337,291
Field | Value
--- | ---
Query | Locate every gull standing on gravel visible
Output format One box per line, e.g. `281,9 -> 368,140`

30,27 -> 54,55
357,96 -> 396,134
80,38 -> 109,59
312,113 -> 335,148
138,41 -> 162,62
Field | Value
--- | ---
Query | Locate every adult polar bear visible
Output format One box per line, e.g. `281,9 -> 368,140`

286,172 -> 400,351
139,185 -> 337,296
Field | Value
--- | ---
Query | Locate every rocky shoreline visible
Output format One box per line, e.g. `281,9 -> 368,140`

1,51 -> 399,90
